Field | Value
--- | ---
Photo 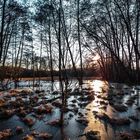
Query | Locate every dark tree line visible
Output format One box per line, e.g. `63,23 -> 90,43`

80,0 -> 140,83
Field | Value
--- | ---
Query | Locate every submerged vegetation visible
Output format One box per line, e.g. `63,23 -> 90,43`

0,80 -> 139,140
0,0 -> 140,140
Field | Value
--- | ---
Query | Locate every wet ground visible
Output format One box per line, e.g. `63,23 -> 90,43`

0,80 -> 140,140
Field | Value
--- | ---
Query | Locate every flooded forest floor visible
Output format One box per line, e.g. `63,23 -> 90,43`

0,79 -> 140,140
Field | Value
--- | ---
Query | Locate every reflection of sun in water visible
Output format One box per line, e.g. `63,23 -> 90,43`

92,80 -> 109,93
82,80 -> 112,140
86,80 -> 109,113
93,80 -> 103,92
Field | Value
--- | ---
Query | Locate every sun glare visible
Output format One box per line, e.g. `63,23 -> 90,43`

93,54 -> 100,62
92,80 -> 108,93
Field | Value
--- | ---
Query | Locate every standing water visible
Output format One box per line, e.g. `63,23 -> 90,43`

0,79 -> 140,140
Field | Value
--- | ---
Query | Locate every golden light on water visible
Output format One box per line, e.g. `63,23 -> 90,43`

86,80 -> 109,113
82,80 -> 113,140
92,80 -> 109,93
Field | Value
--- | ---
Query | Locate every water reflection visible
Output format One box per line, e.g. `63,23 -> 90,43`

92,80 -> 109,93
83,80 -> 114,140
1,79 -> 140,140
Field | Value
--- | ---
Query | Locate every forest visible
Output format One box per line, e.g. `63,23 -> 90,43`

0,0 -> 140,140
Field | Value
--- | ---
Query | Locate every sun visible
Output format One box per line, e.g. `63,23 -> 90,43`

93,54 -> 100,61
